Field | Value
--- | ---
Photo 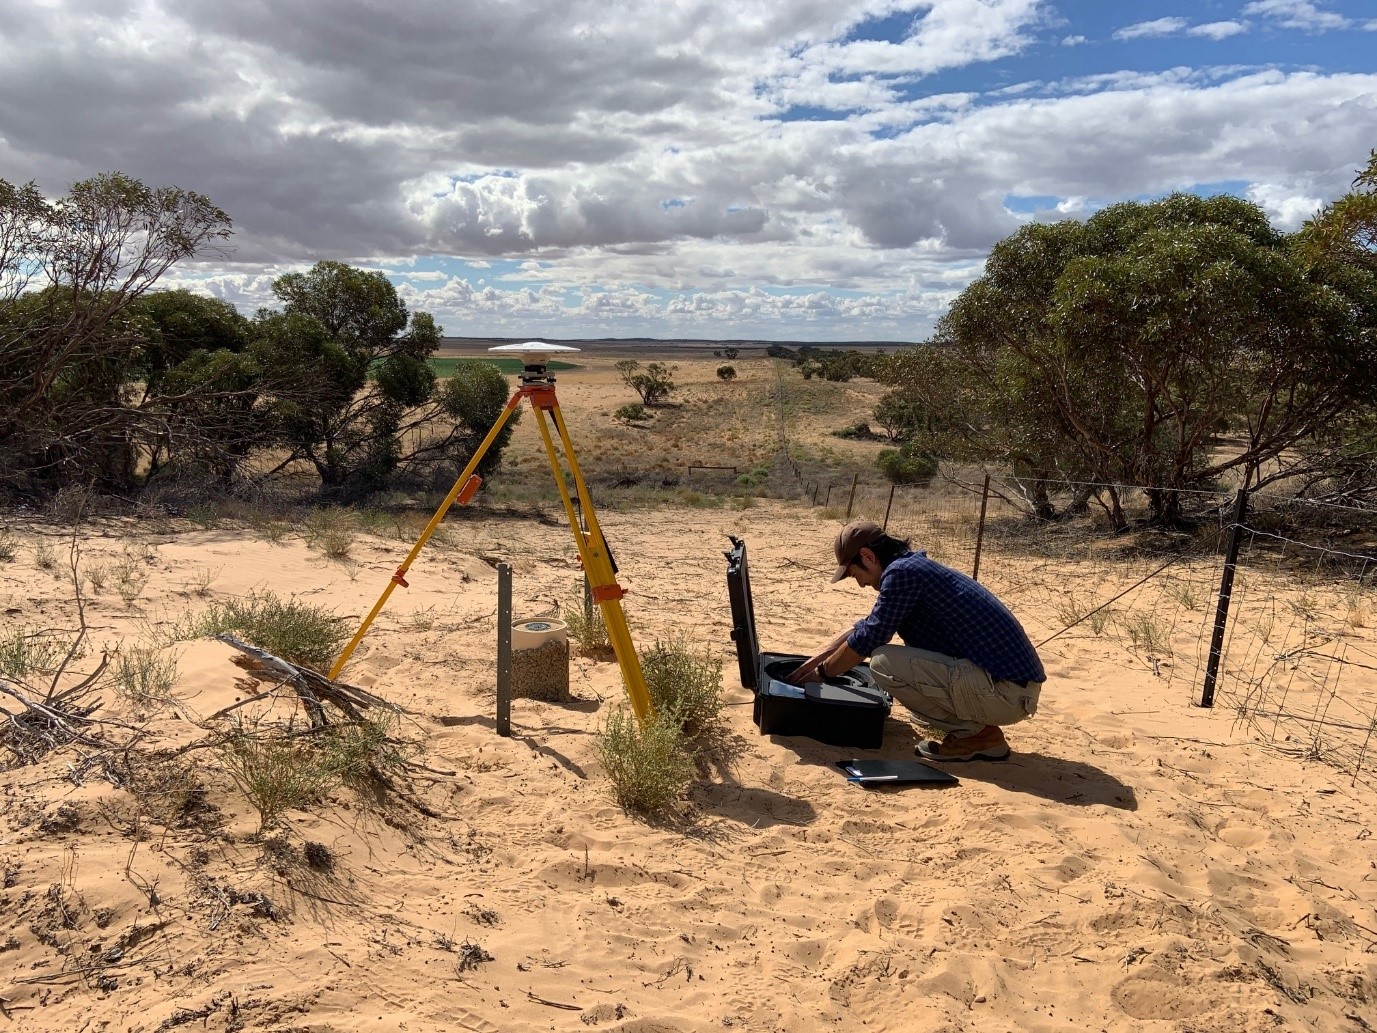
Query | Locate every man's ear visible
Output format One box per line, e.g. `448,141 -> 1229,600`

857,547 -> 877,569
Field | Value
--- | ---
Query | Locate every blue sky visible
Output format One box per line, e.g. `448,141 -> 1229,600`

1,0 -> 1374,340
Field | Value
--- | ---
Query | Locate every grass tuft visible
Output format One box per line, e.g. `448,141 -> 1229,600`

111,645 -> 179,708
187,591 -> 346,671
564,590 -> 612,656
303,509 -> 358,559
596,705 -> 694,819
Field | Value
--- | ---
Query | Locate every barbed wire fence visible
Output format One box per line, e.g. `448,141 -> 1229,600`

779,460 -> 1377,788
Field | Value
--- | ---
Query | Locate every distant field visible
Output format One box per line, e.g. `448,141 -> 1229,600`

430,356 -> 579,376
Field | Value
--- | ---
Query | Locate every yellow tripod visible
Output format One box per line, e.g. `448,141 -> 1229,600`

327,344 -> 654,722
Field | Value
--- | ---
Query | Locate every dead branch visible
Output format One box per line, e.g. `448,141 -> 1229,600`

214,635 -> 402,727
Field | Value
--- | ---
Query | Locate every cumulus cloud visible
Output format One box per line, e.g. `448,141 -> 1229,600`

3,0 -> 1373,340
1241,0 -> 1351,32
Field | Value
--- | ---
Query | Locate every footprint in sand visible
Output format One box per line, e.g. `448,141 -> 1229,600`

1111,966 -> 1210,1020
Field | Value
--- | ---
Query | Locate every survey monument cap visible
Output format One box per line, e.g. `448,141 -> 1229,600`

831,520 -> 885,582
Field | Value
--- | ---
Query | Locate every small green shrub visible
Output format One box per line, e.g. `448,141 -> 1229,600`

0,626 -> 67,679
876,445 -> 938,485
596,706 -> 694,818
0,533 -> 15,563
191,592 -> 345,671
832,422 -> 879,440
716,365 -> 737,381
112,645 -> 179,707
640,636 -> 723,742
31,542 -> 57,572
615,402 -> 651,423
303,509 -> 358,559
564,591 -> 612,656
218,727 -> 343,833
319,713 -> 412,792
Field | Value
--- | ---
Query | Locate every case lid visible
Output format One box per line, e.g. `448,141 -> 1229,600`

724,535 -> 760,690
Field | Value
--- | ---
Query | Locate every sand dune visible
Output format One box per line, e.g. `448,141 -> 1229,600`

2,495 -> 1375,1033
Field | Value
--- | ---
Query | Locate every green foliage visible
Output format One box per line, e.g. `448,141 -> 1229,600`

564,591 -> 612,655
254,261 -> 430,494
596,706 -> 694,818
112,645 -> 179,708
436,359 -> 519,478
872,389 -> 938,443
723,347 -> 739,360
615,359 -> 678,405
615,402 -> 651,423
428,356 -> 575,377
639,636 -> 724,742
876,444 -> 938,484
793,347 -> 880,382
928,192 -> 1377,524
0,172 -> 233,492
190,591 -> 345,671
217,726 -> 341,832
716,365 -> 737,381
0,625 -> 66,679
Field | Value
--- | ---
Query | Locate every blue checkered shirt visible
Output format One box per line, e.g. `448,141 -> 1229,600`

846,551 -> 1045,684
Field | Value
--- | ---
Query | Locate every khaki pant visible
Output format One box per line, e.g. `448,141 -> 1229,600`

869,645 -> 1042,736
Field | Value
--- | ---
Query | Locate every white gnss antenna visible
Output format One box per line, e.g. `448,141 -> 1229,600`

489,341 -> 580,383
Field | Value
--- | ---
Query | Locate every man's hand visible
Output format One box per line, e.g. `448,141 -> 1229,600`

786,629 -> 855,686
785,658 -> 822,686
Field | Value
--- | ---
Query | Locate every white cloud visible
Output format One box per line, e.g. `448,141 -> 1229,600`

4,0 -> 1375,340
1241,0 -> 1351,32
1061,33 -> 1087,46
1245,182 -> 1324,229
1188,20 -> 1248,39
1113,17 -> 1188,40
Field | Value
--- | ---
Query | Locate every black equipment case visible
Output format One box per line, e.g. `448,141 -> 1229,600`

724,536 -> 891,749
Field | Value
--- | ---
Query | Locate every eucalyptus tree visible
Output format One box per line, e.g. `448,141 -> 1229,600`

931,193 -> 1377,525
0,173 -> 232,490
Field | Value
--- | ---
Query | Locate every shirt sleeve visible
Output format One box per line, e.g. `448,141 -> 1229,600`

846,563 -> 924,657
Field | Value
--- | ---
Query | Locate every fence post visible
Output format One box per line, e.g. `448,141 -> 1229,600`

824,485 -> 833,506
1200,488 -> 1249,708
845,473 -> 860,520
971,473 -> 991,582
882,484 -> 896,531
496,562 -> 512,736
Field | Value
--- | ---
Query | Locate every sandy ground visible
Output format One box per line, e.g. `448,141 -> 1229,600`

2,359 -> 1375,1033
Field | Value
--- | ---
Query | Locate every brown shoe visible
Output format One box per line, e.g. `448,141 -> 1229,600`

916,725 -> 1010,762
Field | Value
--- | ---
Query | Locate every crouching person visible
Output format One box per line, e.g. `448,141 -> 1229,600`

789,520 -> 1044,762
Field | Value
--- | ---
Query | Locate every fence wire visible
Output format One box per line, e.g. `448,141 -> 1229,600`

790,463 -> 1377,786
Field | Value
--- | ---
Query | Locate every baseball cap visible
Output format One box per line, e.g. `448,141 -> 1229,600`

830,520 -> 885,582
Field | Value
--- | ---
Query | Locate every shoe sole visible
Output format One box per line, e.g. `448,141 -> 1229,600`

915,747 -> 1010,763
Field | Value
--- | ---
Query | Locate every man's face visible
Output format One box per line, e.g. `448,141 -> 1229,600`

845,548 -> 883,590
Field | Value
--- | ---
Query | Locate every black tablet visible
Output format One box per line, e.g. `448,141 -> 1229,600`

835,759 -> 958,787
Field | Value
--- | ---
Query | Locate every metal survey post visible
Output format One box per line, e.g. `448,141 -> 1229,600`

496,563 -> 512,736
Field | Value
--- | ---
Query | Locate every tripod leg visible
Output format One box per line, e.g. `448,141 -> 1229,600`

327,390 -> 525,680
534,401 -> 653,722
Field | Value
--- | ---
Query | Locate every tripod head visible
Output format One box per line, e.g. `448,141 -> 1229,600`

489,341 -> 581,384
